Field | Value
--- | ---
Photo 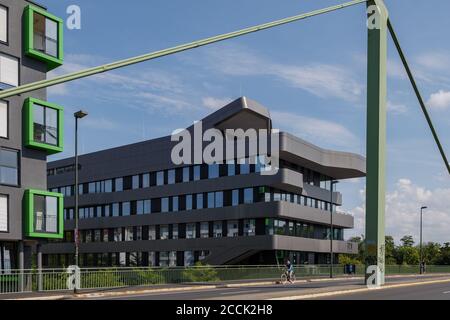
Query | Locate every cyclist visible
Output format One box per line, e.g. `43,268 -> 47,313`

285,259 -> 294,283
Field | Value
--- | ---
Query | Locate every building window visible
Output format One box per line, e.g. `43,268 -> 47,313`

227,220 -> 239,237
244,188 -> 253,204
0,100 -> 7,138
25,190 -> 63,239
186,195 -> 193,211
148,252 -> 156,267
0,148 -> 19,186
244,219 -> 255,236
24,5 -> 64,70
172,224 -> 179,239
156,171 -> 164,186
132,175 -> 139,189
200,222 -> 209,238
160,225 -> 169,240
159,252 -> 169,267
142,174 -> 150,188
0,194 -> 8,232
213,222 -> 222,238
193,165 -> 201,181
115,178 -> 123,192
124,227 -> 133,241
0,5 -> 7,43
0,53 -> 18,90
169,251 -> 177,267
182,167 -> 190,182
161,198 -> 169,213
215,192 -> 223,208
122,202 -> 130,216
208,164 -> 219,179
148,226 -> 156,240
137,200 -> 151,215
274,220 -> 286,235
184,251 -> 194,267
232,190 -> 239,206
172,196 -> 179,212
227,160 -> 235,176
207,192 -> 215,209
196,194 -> 204,210
168,169 -> 175,184
186,223 -> 196,239
112,203 -> 119,217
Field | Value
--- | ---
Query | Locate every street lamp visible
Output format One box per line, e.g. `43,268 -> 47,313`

330,180 -> 339,278
420,206 -> 428,274
74,110 -> 88,271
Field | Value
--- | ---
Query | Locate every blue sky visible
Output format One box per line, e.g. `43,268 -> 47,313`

39,0 -> 449,243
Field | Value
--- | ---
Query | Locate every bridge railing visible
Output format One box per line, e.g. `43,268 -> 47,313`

1,264 -> 449,295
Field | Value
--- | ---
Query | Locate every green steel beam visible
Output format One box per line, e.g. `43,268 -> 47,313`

365,0 -> 388,286
0,0 -> 368,99
388,20 -> 450,175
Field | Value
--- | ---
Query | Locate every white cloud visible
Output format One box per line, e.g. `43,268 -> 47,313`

416,52 -> 450,71
271,111 -> 360,150
82,117 -> 121,131
347,179 -> 450,244
202,97 -> 233,110
427,90 -> 450,110
200,45 -> 363,102
387,100 -> 408,115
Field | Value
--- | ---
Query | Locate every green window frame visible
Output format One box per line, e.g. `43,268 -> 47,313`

24,189 -> 64,239
23,5 -> 63,70
24,97 -> 64,154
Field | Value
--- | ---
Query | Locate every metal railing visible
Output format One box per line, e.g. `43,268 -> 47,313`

1,264 -> 450,295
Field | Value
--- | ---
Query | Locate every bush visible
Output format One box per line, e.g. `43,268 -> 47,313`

181,263 -> 219,283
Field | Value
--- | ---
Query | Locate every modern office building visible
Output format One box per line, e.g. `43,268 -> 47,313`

41,97 -> 365,268
0,0 -> 65,271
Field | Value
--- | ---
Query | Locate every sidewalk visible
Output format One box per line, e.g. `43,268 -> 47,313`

2,273 -> 449,300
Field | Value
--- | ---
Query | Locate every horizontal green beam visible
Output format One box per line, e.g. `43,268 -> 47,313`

0,0 -> 368,99
388,20 -> 450,175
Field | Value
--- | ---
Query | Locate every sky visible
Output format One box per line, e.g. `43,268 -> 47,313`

38,0 -> 449,244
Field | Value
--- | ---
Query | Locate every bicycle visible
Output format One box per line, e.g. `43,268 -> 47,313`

281,269 -> 296,285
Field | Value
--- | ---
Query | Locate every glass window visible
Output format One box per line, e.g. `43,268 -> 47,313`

137,200 -> 151,215
122,202 -> 130,216
159,252 -> 169,267
172,196 -> 179,212
193,165 -> 201,181
115,178 -> 123,192
240,161 -> 250,175
112,203 -> 120,217
142,174 -> 150,188
232,190 -> 240,206
161,198 -> 169,213
184,251 -> 194,267
168,169 -> 175,184
244,188 -> 253,204
215,192 -> 223,208
244,219 -> 256,236
88,182 -> 95,194
227,160 -> 235,176
148,252 -> 156,267
102,229 -> 109,242
265,219 -> 274,236
227,220 -> 239,237
0,194 -> 8,232
186,195 -> 193,211
186,223 -> 196,239
200,222 -> 209,238
148,226 -> 156,240
0,148 -> 19,186
33,12 -> 59,57
156,171 -> 164,186
0,53 -> 19,89
0,6 -> 6,43
33,103 -> 59,146
104,205 -> 110,217
182,167 -> 190,182
160,225 -> 169,240
114,228 -> 122,242
132,175 -> 139,189
34,195 -> 58,234
274,220 -> 287,235
172,224 -> 179,240
207,192 -> 215,209
94,230 -> 101,242
169,251 -> 177,267
208,164 -> 219,179
0,100 -> 7,138
213,222 -> 222,238
124,227 -> 133,241
105,180 -> 112,193
196,194 -> 204,210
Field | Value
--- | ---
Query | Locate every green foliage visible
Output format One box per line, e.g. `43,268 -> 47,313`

400,235 -> 415,247
182,263 -> 219,283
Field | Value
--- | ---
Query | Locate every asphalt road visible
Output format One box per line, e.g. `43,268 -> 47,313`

79,275 -> 450,300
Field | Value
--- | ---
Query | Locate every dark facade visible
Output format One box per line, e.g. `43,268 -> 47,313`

42,97 -> 365,267
0,0 -> 65,271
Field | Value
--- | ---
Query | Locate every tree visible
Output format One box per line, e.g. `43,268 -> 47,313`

437,243 -> 450,265
422,242 -> 441,265
400,235 -> 415,247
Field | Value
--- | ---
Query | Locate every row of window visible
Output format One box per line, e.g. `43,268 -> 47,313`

44,250 -> 210,268
57,218 -> 342,244
62,187 -> 334,221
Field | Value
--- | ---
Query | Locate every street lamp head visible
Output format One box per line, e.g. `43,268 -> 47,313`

331,180 -> 339,185
74,110 -> 88,119
421,206 -> 428,210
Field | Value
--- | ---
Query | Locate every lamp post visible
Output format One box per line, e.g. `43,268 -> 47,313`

330,180 -> 339,278
74,110 -> 88,271
420,206 -> 427,274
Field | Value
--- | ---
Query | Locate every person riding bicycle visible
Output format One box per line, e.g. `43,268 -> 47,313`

285,259 -> 294,283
